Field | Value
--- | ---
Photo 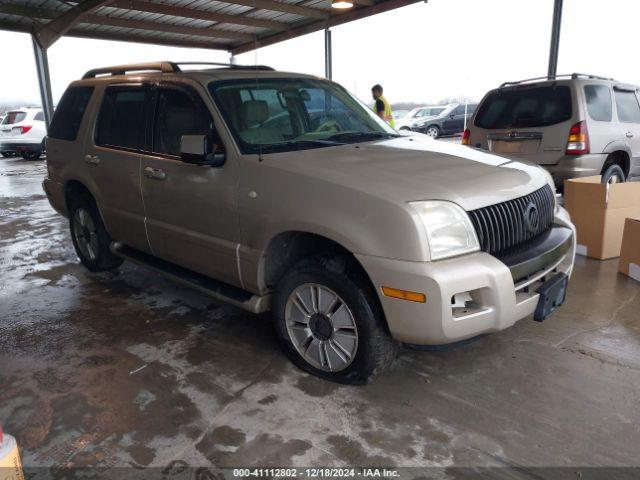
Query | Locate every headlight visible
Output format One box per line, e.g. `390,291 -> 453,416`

409,201 -> 480,260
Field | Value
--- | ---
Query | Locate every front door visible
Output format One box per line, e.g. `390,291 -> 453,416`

83,83 -> 152,253
140,81 -> 241,287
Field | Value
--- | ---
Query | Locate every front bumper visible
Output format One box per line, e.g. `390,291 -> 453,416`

357,207 -> 576,345
544,154 -> 606,186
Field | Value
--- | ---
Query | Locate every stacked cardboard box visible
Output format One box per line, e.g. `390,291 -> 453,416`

618,217 -> 640,282
564,176 -> 640,260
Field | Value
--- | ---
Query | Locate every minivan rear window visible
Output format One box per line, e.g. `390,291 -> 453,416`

474,86 -> 572,129
49,86 -> 94,141
2,111 -> 26,125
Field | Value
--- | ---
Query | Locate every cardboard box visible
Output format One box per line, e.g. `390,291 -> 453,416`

564,176 -> 640,260
618,217 -> 640,282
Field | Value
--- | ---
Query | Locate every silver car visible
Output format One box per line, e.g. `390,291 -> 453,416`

464,74 -> 640,187
43,62 -> 576,383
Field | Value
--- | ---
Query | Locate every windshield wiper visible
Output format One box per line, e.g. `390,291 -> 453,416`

326,131 -> 400,142
259,138 -> 345,152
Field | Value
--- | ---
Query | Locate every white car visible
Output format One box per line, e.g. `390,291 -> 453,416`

0,108 -> 47,159
395,105 -> 446,130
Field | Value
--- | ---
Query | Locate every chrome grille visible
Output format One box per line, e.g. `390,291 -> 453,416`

468,185 -> 555,255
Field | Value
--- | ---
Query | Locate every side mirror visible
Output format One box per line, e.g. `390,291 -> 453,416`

180,135 -> 225,167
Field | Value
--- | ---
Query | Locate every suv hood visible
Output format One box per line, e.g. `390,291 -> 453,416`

271,136 -> 550,211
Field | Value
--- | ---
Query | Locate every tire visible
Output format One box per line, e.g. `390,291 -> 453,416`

601,163 -> 625,184
1,152 -> 14,158
68,192 -> 123,272
425,126 -> 440,138
22,151 -> 40,160
273,256 -> 397,384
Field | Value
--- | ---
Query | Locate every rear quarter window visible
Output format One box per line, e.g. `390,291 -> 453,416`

49,86 -> 94,141
584,85 -> 612,122
474,86 -> 572,129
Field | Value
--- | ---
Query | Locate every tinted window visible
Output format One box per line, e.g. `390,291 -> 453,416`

34,111 -> 45,121
96,87 -> 149,150
2,111 -> 26,124
153,86 -> 215,157
584,85 -> 612,122
49,86 -> 94,141
614,89 -> 640,123
453,105 -> 466,115
475,86 -> 573,129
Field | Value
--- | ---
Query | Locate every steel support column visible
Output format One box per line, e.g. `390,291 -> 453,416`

32,35 -> 54,131
324,28 -> 332,80
547,0 -> 563,79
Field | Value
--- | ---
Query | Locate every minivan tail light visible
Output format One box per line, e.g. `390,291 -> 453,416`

461,129 -> 471,145
17,126 -> 33,134
566,121 -> 589,155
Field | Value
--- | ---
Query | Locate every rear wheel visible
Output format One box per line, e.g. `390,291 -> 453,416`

425,126 -> 440,138
1,152 -> 14,158
22,151 -> 40,160
601,163 -> 625,184
273,257 -> 396,384
68,193 -> 123,272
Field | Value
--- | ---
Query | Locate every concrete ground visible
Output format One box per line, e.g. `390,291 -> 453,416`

1,156 -> 640,476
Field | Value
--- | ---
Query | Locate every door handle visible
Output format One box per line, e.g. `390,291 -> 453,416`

84,154 -> 100,165
143,166 -> 166,180
626,131 -> 634,138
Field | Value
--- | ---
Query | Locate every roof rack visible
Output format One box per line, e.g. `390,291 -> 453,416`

499,73 -> 616,88
82,61 -> 274,79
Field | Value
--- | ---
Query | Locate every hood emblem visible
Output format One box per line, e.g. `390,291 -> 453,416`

524,202 -> 540,233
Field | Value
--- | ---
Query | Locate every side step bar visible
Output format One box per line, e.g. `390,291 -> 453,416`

110,243 -> 270,314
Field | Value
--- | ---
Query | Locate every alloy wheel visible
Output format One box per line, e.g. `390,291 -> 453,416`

285,283 -> 358,372
73,208 -> 99,261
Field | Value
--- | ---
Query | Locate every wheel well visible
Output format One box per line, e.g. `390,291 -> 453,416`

601,151 -> 630,176
263,232 -> 374,292
64,180 -> 93,210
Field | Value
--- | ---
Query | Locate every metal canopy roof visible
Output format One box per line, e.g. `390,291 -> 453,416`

0,0 -> 421,54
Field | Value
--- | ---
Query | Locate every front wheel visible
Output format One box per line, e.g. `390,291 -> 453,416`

601,163 -> 625,184
69,193 -> 123,272
425,126 -> 440,138
273,257 -> 396,384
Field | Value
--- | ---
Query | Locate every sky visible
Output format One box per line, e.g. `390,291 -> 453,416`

1,0 -> 639,107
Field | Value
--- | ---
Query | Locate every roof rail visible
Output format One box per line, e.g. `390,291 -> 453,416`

82,62 -> 177,79
500,73 -> 616,88
82,61 -> 274,79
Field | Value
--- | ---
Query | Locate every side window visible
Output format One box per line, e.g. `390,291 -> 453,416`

453,105 -> 466,115
50,86 -> 94,141
152,86 -> 217,157
614,89 -> 640,123
584,85 -> 612,122
96,87 -> 149,150
34,111 -> 45,121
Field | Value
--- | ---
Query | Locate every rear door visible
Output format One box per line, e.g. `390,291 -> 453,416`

470,84 -> 575,165
442,105 -> 466,134
140,81 -> 241,286
613,86 -> 640,177
83,83 -> 152,253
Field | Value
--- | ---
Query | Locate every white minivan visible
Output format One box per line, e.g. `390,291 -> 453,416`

0,107 -> 47,159
463,74 -> 640,188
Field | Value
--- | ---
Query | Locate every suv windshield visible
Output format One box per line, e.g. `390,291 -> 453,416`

208,78 -> 398,154
474,85 -> 572,129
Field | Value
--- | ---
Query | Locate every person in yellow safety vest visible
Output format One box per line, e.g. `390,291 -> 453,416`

371,84 -> 395,128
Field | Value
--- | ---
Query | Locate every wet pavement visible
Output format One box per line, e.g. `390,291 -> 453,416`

1,156 -> 640,474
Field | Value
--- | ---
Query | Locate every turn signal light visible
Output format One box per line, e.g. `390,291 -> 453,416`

461,129 -> 471,146
566,121 -> 589,155
18,126 -> 33,135
381,286 -> 426,303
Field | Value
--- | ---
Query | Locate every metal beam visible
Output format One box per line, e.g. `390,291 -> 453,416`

31,35 -> 54,131
324,28 -> 332,80
34,0 -> 116,48
547,0 -> 563,79
231,0 -> 421,55
109,0 -> 290,31
65,29 -> 230,51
